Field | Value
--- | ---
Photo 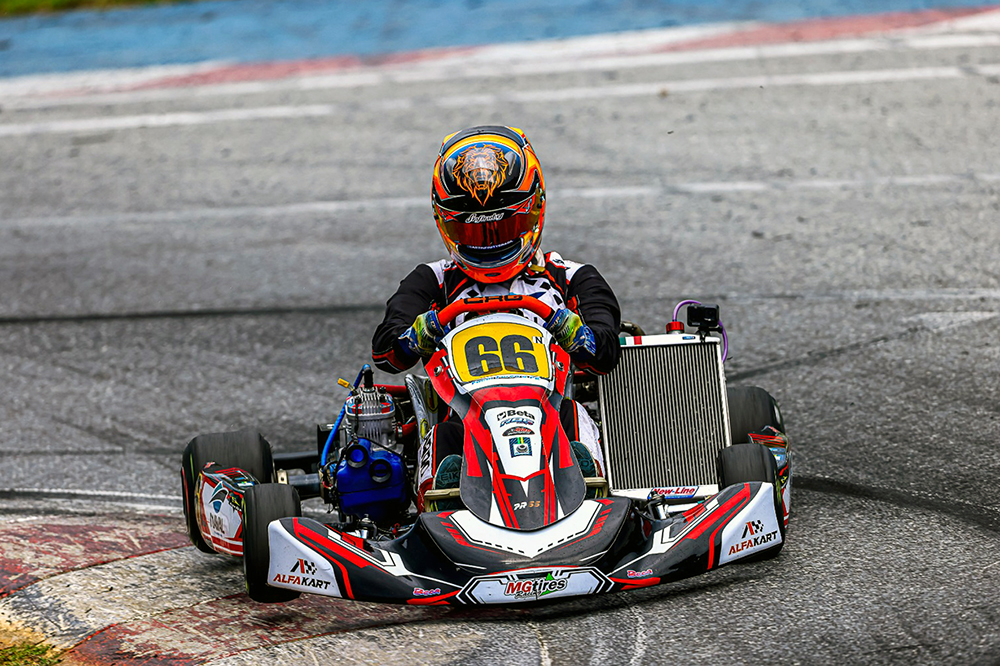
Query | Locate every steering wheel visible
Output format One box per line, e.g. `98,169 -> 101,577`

437,295 -> 554,328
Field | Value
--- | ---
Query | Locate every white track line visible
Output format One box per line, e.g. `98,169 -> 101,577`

2,487 -> 179,501
2,172 -> 996,231
437,65 -> 968,106
0,515 -> 46,524
906,311 -> 1000,331
0,196 -> 429,229
0,104 -> 339,137
2,30 -> 999,109
423,33 -> 1000,86
0,60 -> 233,99
1,63 -> 996,138
707,289 -> 1000,302
0,488 -> 334,520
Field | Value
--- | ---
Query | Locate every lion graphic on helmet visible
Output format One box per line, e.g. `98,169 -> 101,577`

453,144 -> 510,206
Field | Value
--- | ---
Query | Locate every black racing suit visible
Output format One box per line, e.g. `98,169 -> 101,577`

372,251 -> 621,498
373,251 -> 621,375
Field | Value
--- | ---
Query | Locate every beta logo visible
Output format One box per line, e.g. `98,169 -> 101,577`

626,569 -> 653,578
504,573 -> 569,600
498,409 -> 533,420
413,587 -> 441,597
728,520 -> 778,556
497,409 -> 536,428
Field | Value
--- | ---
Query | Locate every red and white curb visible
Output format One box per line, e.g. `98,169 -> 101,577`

2,6 -> 998,108
0,513 -> 188,600
0,508 -> 472,664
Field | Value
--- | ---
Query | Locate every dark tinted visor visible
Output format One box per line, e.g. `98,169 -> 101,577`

439,208 -> 538,248
458,240 -> 521,265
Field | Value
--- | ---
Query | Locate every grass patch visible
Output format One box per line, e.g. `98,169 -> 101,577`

1,0 -> 174,18
0,642 -> 61,666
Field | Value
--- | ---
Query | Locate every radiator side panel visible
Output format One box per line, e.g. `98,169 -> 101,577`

597,338 -> 729,491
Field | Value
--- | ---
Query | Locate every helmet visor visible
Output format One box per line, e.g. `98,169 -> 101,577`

437,203 -> 539,249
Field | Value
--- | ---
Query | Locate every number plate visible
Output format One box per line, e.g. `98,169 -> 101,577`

449,321 -> 551,384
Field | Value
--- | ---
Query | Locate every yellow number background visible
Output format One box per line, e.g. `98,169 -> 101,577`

451,322 -> 550,383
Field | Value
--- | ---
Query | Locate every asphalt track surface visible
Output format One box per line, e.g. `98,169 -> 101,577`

2,8 -> 1000,665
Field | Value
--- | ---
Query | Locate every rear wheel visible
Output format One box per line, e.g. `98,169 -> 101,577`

718,442 -> 784,559
243,483 -> 302,603
727,386 -> 783,444
181,429 -> 275,553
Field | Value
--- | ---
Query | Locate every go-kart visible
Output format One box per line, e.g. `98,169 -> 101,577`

181,295 -> 791,605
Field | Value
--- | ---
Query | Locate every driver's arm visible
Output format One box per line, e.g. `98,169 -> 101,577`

566,265 -> 621,375
372,265 -> 445,373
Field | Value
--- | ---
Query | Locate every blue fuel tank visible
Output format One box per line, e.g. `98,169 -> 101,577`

335,438 -> 408,524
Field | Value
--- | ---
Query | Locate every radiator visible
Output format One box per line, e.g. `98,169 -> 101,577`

597,335 -> 731,494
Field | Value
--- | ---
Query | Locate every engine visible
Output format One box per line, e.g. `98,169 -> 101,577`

332,369 -> 408,525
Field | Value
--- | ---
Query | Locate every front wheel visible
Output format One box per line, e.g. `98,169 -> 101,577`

718,442 -> 784,559
243,483 -> 302,603
727,386 -> 783,445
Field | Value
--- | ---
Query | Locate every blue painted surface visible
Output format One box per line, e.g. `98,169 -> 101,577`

0,0 -> 991,77
336,438 -> 408,524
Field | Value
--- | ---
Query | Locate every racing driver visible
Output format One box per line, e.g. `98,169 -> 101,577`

372,125 -> 621,508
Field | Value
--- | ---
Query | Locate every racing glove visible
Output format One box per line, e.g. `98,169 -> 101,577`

398,310 -> 446,360
545,308 -> 597,358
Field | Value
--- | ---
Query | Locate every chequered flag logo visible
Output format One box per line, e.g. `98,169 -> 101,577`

742,520 -> 765,539
291,558 -> 317,575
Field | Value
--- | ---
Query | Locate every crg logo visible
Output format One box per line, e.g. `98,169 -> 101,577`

464,295 -> 523,304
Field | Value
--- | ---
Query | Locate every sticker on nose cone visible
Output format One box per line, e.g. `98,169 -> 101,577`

719,484 -> 782,565
459,567 -> 610,604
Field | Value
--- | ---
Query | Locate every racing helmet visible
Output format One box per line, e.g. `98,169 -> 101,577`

431,125 -> 546,283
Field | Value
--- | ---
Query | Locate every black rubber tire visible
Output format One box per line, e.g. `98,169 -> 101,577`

181,429 -> 275,553
718,442 -> 784,559
243,483 -> 302,603
727,386 -> 784,445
